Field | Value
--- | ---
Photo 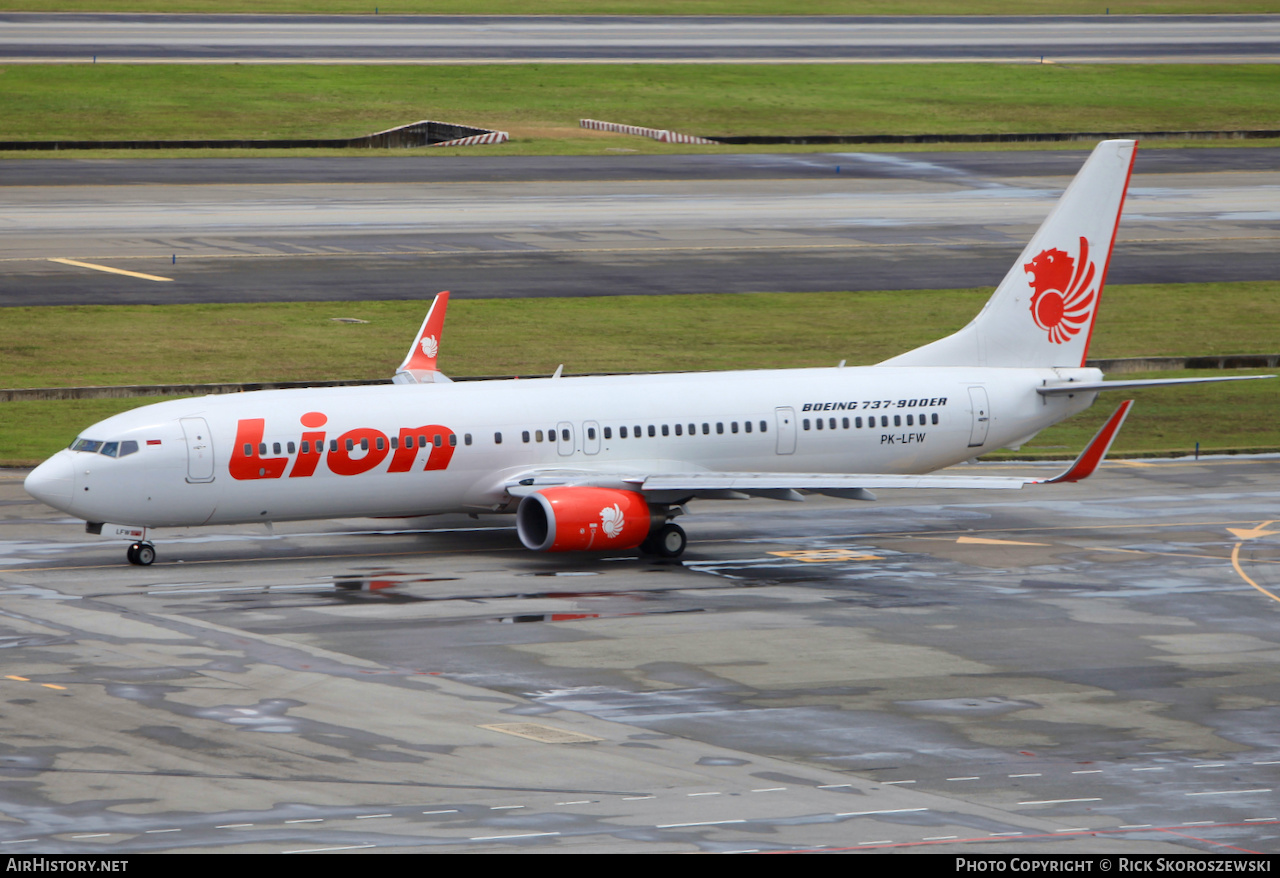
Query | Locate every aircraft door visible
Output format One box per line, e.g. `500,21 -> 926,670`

180,417 -> 216,483
775,407 -> 796,455
583,421 -> 601,455
557,421 -> 574,456
967,387 -> 991,447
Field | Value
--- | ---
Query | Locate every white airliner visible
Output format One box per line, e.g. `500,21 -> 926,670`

23,140 -> 1270,566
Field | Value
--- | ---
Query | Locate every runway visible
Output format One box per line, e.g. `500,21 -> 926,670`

1,148 -> 1277,307
2,14 -> 1279,64
3,457 -> 1280,852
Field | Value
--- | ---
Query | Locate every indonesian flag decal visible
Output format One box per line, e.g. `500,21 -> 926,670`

1025,236 -> 1098,345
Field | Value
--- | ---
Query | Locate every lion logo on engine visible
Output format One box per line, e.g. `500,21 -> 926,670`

599,504 -> 625,539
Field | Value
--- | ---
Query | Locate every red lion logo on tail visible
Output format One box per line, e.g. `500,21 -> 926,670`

1024,236 -> 1097,345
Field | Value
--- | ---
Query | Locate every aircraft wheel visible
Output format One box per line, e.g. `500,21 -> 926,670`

652,523 -> 686,559
127,542 -> 155,566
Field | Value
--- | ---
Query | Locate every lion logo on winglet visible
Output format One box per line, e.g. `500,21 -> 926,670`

1025,236 -> 1098,345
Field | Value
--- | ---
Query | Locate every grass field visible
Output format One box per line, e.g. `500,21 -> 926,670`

1,64 -> 1276,157
1,283 -> 1276,464
1,2 -> 1274,14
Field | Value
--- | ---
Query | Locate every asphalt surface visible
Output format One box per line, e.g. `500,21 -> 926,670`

1,148 -> 1277,307
2,14 -> 1278,63
3,457 -> 1279,852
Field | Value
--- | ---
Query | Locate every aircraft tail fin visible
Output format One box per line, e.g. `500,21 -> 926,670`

393,291 -> 453,384
883,140 -> 1137,369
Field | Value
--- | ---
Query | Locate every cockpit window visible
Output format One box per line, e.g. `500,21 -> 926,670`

71,437 -> 139,458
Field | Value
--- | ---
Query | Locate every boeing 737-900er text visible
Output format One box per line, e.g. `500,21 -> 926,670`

23,140 -> 1272,566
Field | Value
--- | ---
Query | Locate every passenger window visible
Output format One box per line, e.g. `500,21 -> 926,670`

760,421 -> 767,433
273,442 -> 282,455
588,427 -> 596,440
894,415 -> 901,427
906,415 -> 913,426
360,438 -> 369,451
301,441 -> 310,454
648,425 -> 656,437
689,424 -> 696,435
661,425 -> 669,437
535,430 -> 543,442
744,421 -> 752,433
375,438 -> 384,451
604,426 -> 612,439
347,439 -> 355,451
259,443 -> 267,455
829,418 -> 836,430
932,413 -> 939,425
842,418 -> 849,429
675,424 -> 682,436
816,418 -> 823,430
716,422 -> 724,434
464,434 -> 472,446
494,432 -> 503,444
288,441 -> 297,453
731,422 -> 739,433
856,417 -> 863,428
405,435 -> 415,449
243,443 -> 253,456
330,440 -> 338,452
449,434 -> 457,447
634,425 -> 641,437
390,437 -> 398,449
561,429 -> 569,442
620,426 -> 628,438
434,434 -> 443,447
523,431 -> 531,443
881,416 -> 888,427
803,419 -> 810,430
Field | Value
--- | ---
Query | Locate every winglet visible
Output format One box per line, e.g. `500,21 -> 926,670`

394,291 -> 452,384
1037,400 -> 1134,484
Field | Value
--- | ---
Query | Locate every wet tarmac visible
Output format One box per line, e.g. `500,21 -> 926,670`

1,456 -> 1279,852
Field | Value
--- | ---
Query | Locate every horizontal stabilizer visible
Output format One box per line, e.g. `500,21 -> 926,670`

1038,374 -> 1274,395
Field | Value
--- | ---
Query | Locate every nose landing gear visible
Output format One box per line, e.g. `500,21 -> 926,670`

126,542 -> 156,566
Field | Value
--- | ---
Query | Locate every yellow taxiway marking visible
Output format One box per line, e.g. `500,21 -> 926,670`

48,257 -> 173,282
40,684 -> 67,690
1228,524 -> 1279,541
4,676 -> 30,682
769,549 -> 882,563
1230,521 -> 1280,605
955,536 -> 1050,547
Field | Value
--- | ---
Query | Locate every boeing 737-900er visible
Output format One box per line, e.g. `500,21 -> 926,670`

23,140 -> 1272,566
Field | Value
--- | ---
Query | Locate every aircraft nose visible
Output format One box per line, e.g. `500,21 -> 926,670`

25,453 -> 75,511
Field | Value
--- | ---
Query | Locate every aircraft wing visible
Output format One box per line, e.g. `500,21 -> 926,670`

504,401 -> 1134,502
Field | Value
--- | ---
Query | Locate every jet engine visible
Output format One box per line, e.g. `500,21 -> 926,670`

516,487 -> 652,552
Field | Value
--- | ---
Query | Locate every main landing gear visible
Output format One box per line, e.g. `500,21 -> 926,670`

640,522 -> 686,559
126,541 -> 156,566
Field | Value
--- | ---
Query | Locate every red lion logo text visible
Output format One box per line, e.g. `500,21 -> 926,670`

1024,235 -> 1097,344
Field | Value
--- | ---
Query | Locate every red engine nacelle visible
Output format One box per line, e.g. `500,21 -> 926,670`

516,487 -> 652,552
